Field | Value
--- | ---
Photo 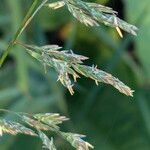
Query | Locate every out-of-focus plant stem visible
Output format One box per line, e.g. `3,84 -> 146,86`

0,0 -> 39,67
7,0 -> 29,94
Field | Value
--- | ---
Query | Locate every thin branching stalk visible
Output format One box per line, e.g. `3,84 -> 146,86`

19,0 -> 48,35
0,0 -> 46,67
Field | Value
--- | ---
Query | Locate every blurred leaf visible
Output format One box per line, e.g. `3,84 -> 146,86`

125,0 -> 150,79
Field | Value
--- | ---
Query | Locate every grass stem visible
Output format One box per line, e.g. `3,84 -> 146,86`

0,0 -> 39,67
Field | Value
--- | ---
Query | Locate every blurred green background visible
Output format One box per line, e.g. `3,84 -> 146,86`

0,0 -> 150,149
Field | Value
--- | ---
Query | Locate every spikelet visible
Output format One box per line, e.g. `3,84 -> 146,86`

61,132 -> 94,150
38,130 -> 57,150
0,119 -> 37,136
34,113 -> 69,129
73,64 -> 134,96
22,115 -> 51,131
47,1 -> 65,10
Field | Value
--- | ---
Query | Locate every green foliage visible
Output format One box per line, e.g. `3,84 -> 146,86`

125,0 -> 150,78
0,0 -> 150,150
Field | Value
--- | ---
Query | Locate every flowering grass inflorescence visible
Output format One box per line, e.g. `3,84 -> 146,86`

0,110 -> 93,150
0,0 -> 138,149
17,41 -> 134,96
